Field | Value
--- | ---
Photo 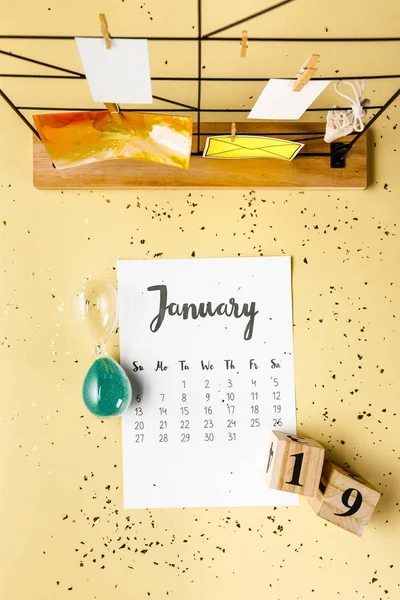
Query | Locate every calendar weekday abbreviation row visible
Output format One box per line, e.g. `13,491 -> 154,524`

132,358 -> 282,372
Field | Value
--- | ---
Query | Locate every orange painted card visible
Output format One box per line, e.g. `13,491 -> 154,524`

33,111 -> 193,170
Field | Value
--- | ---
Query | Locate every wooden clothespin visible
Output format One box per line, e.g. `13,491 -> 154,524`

293,54 -> 320,92
99,15 -> 121,123
104,103 -> 122,124
99,14 -> 112,49
240,30 -> 248,58
231,122 -> 236,142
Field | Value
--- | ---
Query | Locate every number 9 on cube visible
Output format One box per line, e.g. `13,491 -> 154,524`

309,461 -> 381,536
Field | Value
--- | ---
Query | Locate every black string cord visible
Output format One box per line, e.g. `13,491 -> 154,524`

197,0 -> 202,153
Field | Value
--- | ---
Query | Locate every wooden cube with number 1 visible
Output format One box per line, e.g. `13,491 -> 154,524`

265,431 -> 325,497
309,461 -> 381,536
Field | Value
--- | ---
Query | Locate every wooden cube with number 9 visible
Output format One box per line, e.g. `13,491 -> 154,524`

265,431 -> 325,497
309,461 -> 381,536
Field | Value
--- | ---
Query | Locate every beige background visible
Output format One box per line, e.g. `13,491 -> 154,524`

1,1 -> 400,598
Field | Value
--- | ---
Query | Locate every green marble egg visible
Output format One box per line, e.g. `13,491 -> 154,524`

82,356 -> 132,417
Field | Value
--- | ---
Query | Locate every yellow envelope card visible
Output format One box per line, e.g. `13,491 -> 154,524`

203,135 -> 304,161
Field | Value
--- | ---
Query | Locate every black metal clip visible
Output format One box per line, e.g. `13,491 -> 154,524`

330,142 -> 350,169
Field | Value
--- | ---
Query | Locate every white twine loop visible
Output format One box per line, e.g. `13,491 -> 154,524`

334,80 -> 368,132
325,80 -> 369,143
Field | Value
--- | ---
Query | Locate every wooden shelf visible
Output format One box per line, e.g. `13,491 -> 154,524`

33,122 -> 367,190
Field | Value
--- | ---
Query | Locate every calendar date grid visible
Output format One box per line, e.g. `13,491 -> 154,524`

130,357 -> 290,446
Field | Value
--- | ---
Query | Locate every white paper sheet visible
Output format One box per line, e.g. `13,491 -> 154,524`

118,257 -> 297,509
248,78 -> 330,120
75,38 -> 153,104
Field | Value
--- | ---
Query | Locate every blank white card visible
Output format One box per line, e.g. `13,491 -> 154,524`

75,38 -> 153,104
118,257 -> 298,509
248,78 -> 330,120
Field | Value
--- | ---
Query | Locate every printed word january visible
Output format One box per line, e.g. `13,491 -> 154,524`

147,284 -> 258,341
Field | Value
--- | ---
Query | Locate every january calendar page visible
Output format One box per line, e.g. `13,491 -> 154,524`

117,257 -> 297,509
